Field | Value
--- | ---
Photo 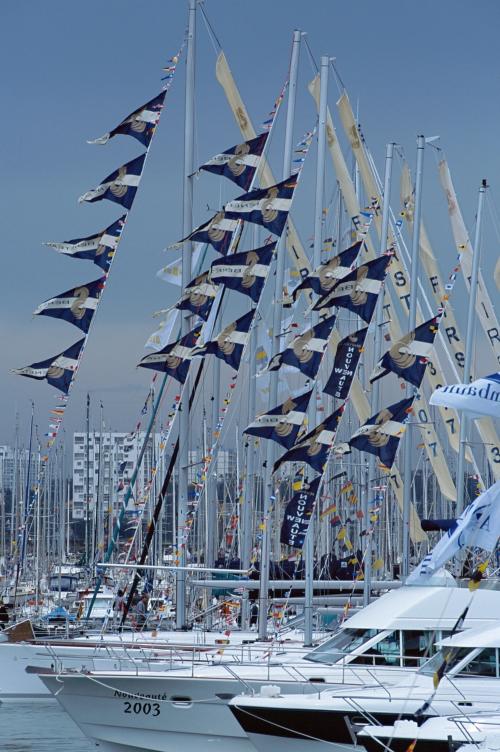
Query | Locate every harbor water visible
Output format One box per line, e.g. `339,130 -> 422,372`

1,700 -> 95,751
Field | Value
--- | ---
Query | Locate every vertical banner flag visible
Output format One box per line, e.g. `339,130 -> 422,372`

44,216 -> 126,272
13,338 -> 85,394
324,326 -> 368,399
280,476 -> 322,549
33,278 -> 106,333
198,133 -> 268,190
87,91 -> 166,147
79,153 -> 146,210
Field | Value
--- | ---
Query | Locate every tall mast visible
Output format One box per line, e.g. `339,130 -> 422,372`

85,392 -> 91,566
401,134 -> 425,577
456,179 -> 487,514
304,54 -> 328,647
177,0 -> 196,629
365,142 -> 394,604
258,29 -> 302,640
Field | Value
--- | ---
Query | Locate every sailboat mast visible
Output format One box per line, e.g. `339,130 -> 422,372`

365,141 -> 394,602
455,179 -> 487,514
258,29 -> 302,640
401,134 -> 425,577
177,0 -> 197,629
304,54 -> 328,647
85,392 -> 90,565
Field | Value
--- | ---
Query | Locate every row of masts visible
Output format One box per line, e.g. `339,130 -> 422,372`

3,2 -> 497,633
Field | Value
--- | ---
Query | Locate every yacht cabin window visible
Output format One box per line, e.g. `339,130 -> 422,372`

419,647 -> 500,678
305,628 -> 447,667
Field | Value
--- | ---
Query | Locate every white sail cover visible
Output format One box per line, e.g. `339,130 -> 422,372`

431,374 -> 500,420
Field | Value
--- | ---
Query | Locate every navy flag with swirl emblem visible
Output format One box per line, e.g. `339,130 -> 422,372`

33,277 -> 106,333
44,216 -> 126,272
79,153 -> 146,210
199,133 -> 268,191
138,325 -> 202,384
244,389 -> 313,449
273,405 -> 345,475
324,326 -> 368,399
175,272 -> 218,321
88,91 -> 166,147
267,314 -> 337,380
291,241 -> 362,301
191,310 -> 254,370
180,211 -> 238,256
13,338 -> 85,394
280,476 -> 322,550
209,242 -> 275,303
311,253 -> 392,322
370,316 -> 440,388
224,174 -> 298,237
334,396 -> 414,470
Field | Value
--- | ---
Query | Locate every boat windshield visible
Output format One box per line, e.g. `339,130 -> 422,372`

304,628 -> 380,665
419,647 -> 499,678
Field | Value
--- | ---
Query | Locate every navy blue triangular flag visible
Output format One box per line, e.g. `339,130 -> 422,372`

244,389 -> 313,449
267,314 -> 337,380
199,133 -> 268,191
138,326 -> 202,384
34,278 -> 106,333
371,316 -> 440,388
44,216 -> 126,272
13,338 -> 85,394
88,91 -> 166,147
79,153 -> 146,210
224,174 -> 297,237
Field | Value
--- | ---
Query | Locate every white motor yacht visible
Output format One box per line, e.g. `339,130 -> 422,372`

227,618 -> 500,752
33,583 -> 500,752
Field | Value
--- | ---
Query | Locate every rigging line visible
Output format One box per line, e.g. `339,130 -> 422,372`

302,34 -> 318,75
329,58 -> 346,97
198,1 -> 222,54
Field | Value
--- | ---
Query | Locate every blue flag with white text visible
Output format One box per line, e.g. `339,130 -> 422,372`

209,243 -> 275,303
33,278 -> 106,333
44,216 -> 126,272
224,174 -> 297,237
244,389 -> 313,449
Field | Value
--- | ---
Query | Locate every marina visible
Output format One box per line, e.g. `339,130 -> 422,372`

2,1 -> 500,751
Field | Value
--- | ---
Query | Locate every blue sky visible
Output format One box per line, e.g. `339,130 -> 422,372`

1,0 -> 499,447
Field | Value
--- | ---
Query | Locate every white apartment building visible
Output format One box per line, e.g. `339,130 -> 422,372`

72,432 -> 237,520
72,432 -> 163,520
